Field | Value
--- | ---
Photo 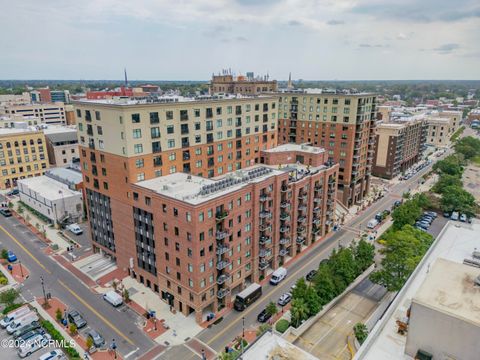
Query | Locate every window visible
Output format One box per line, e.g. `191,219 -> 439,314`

133,129 -> 142,138
95,111 -> 101,120
135,159 -> 144,168
168,153 -> 176,161
134,144 -> 143,154
137,173 -> 145,181
167,125 -> 174,134
132,113 -> 140,123
167,139 -> 175,148
166,111 -> 173,120
151,127 -> 160,138
150,112 -> 159,124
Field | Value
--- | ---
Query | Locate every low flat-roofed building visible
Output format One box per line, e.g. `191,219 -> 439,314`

0,102 -> 67,125
18,175 -> 83,225
405,258 -> 480,360
43,126 -> 79,167
355,220 -> 480,360
242,331 -> 318,360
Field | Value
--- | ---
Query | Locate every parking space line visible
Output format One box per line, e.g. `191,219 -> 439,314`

58,279 -> 135,346
0,225 -> 51,274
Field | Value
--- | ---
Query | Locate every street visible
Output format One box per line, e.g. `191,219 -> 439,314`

0,195 -> 156,359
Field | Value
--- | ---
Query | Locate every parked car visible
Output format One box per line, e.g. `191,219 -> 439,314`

269,267 -> 287,285
393,200 -> 402,208
12,321 -> 41,339
305,270 -> 317,282
374,212 -> 383,222
67,310 -> 87,329
38,349 -> 65,360
87,329 -> 105,348
257,309 -> 272,323
367,218 -> 379,229
6,311 -> 39,334
415,222 -> 429,230
451,212 -> 460,221
7,250 -> 17,262
278,293 -> 292,306
424,211 -> 437,218
460,214 -> 467,222
7,189 -> 19,196
103,291 -> 123,307
0,306 -> 30,328
17,333 -> 50,358
0,208 -> 12,217
443,211 -> 451,218
17,329 -> 43,342
66,223 -> 83,235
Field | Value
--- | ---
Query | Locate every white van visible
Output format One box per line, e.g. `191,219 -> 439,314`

451,211 -> 459,221
367,219 -> 379,229
6,311 -> 38,334
103,290 -> 123,307
0,306 -> 30,328
270,267 -> 287,285
17,333 -> 50,358
66,223 -> 82,235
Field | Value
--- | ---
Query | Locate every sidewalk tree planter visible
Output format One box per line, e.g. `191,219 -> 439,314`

256,323 -> 271,337
41,320 -> 80,358
0,288 -> 20,307
275,319 -> 290,333
55,308 -> 63,322
69,323 -> 77,335
353,322 -> 368,344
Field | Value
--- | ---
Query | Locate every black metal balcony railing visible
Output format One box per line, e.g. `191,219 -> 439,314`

216,260 -> 230,270
216,245 -> 229,255
259,261 -> 269,270
216,210 -> 229,221
297,216 -> 306,223
279,249 -> 288,257
216,274 -> 229,285
313,198 -> 322,203
296,237 -> 305,245
281,185 -> 289,192
259,194 -> 271,202
259,236 -> 271,245
280,227 -> 290,233
259,211 -> 271,219
217,288 -> 230,299
298,205 -> 307,212
280,237 -> 291,245
313,207 -> 321,213
280,201 -> 290,208
280,213 -> 290,221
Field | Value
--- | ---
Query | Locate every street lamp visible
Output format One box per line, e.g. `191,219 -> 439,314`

242,316 -> 245,338
111,339 -> 117,359
40,276 -> 47,306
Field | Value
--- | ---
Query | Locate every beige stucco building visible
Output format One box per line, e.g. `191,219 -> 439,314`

0,102 -> 68,125
44,126 -> 79,167
0,128 -> 49,189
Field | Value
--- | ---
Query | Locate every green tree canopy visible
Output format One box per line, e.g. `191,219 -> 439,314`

432,154 -> 464,176
432,173 -> 463,194
290,298 -> 310,328
354,240 -> 375,272
454,136 -> 480,160
440,185 -> 477,217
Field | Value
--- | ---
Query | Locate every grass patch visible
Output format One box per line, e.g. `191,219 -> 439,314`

2,302 -> 25,315
472,155 -> 480,166
450,126 -> 465,142
275,319 -> 290,333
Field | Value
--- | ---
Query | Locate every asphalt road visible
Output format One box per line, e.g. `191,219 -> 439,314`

184,149 -> 449,357
0,196 -> 155,359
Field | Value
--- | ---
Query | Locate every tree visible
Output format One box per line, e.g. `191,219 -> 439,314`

313,265 -> 337,304
432,174 -> 462,194
440,185 -> 477,217
55,308 -> 63,322
266,301 -> 277,317
328,247 -> 359,286
69,323 -> 77,335
353,323 -> 368,344
17,204 -> 24,215
1,249 -> 8,260
304,286 -> 321,316
290,298 -> 310,328
86,336 -> 94,350
371,225 -> 433,291
432,154 -> 463,176
354,240 -> 375,272
454,136 -> 480,160
0,288 -> 20,307
256,323 -> 271,336
392,199 -> 422,230
291,278 -> 308,299
122,288 -> 130,303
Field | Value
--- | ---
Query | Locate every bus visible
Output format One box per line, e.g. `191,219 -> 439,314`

234,283 -> 262,311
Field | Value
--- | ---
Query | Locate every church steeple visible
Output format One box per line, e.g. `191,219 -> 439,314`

287,72 -> 293,89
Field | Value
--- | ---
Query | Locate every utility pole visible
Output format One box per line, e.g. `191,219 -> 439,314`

40,276 -> 47,306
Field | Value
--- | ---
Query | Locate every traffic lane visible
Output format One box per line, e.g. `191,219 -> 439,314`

0,216 -> 154,358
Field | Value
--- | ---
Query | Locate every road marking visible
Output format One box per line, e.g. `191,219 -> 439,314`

58,279 -> 135,346
0,225 -> 51,274
124,348 -> 139,359
206,235 -> 340,346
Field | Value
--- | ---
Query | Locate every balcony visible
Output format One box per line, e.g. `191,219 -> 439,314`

216,274 -> 229,285
280,213 -> 290,221
280,237 -> 291,245
259,224 -> 271,232
313,207 -> 321,214
279,249 -> 289,257
298,205 -> 307,212
259,194 -> 271,202
259,211 -> 272,219
327,199 -> 334,205
314,185 -> 323,191
280,201 -> 290,209
259,249 -> 271,258
259,261 -> 269,270
280,227 -> 290,233
281,185 -> 289,192
313,227 -> 321,234
216,245 -> 229,255
299,193 -> 308,201
313,218 -> 321,226
313,197 -> 322,204
259,236 -> 271,245
297,216 -> 306,224
216,210 -> 229,221
216,230 -> 230,240
325,220 -> 333,226
296,237 -> 305,245
216,260 -> 230,270
217,288 -> 230,299
297,226 -> 306,234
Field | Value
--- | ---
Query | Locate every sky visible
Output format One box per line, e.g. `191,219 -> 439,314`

1,0 -> 479,80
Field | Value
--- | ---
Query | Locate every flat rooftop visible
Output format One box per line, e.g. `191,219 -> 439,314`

355,221 -> 480,360
74,93 -> 276,106
46,167 -> 83,186
263,143 -> 324,154
18,176 -> 81,200
135,165 -> 283,205
0,127 -> 40,136
414,258 -> 480,327
242,331 -> 318,360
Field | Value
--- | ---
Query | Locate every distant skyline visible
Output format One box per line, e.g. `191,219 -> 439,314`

1,0 -> 480,80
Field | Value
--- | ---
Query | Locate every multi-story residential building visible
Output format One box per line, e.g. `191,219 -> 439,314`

0,103 -> 68,125
0,128 -> 49,189
424,116 -> 454,148
30,88 -> 71,104
44,126 -> 79,167
372,119 -> 427,179
0,114 -> 41,128
75,95 -> 338,323
210,72 -> 277,95
276,91 -> 377,207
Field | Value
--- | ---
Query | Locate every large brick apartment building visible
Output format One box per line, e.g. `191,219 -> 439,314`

276,91 -> 377,207
74,95 -> 338,322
